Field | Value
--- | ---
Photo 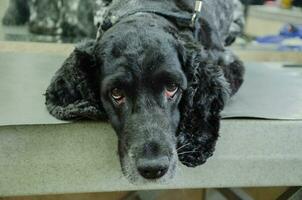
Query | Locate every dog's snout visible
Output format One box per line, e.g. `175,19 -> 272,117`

143,142 -> 160,158
135,141 -> 171,179
137,156 -> 169,179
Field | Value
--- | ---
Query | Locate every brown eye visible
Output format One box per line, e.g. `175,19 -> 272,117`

165,83 -> 178,98
111,88 -> 125,102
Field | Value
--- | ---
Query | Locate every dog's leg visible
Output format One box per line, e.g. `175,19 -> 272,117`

2,0 -> 29,25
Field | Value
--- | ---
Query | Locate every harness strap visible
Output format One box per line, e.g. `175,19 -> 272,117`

96,0 -> 203,40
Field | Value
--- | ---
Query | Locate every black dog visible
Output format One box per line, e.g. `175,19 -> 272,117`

45,0 -> 245,183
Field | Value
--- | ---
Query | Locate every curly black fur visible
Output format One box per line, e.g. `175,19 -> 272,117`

45,41 -> 107,120
176,45 -> 244,167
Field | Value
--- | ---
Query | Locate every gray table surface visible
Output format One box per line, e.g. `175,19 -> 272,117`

0,52 -> 301,197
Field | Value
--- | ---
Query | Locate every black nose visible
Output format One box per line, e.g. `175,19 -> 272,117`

137,156 -> 169,179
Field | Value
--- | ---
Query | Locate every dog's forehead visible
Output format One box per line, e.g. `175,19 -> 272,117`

102,48 -> 181,78
101,40 -> 181,75
98,18 -> 183,82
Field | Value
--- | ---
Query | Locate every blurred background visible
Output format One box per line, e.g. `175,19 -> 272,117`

1,0 -> 302,51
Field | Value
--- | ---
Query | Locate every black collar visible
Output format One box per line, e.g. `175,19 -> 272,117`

96,1 -> 203,40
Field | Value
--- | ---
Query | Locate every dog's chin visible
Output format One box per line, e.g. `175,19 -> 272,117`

120,149 -> 178,184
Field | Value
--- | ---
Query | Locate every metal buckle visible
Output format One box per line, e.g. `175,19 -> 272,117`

191,0 -> 203,27
96,22 -> 103,41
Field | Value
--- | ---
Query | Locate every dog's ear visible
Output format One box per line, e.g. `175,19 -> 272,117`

177,48 -> 231,167
194,18 -> 224,50
45,40 -> 107,120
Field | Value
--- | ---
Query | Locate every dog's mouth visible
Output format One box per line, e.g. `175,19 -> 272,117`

118,141 -> 178,183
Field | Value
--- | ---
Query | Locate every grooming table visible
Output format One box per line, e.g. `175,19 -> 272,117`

0,49 -> 302,197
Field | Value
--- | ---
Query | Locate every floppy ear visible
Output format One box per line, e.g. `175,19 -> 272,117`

177,49 -> 231,167
177,43 -> 245,167
194,18 -> 224,50
45,40 -> 107,120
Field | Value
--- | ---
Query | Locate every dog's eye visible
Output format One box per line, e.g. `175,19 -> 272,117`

111,88 -> 125,103
165,83 -> 178,98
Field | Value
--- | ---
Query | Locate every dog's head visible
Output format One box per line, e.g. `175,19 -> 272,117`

45,13 -> 232,183
96,14 -> 190,182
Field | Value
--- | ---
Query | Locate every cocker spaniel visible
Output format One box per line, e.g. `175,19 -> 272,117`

44,0 -> 245,183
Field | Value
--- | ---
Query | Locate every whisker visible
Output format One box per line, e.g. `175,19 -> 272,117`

176,143 -> 190,151
178,150 -> 199,155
